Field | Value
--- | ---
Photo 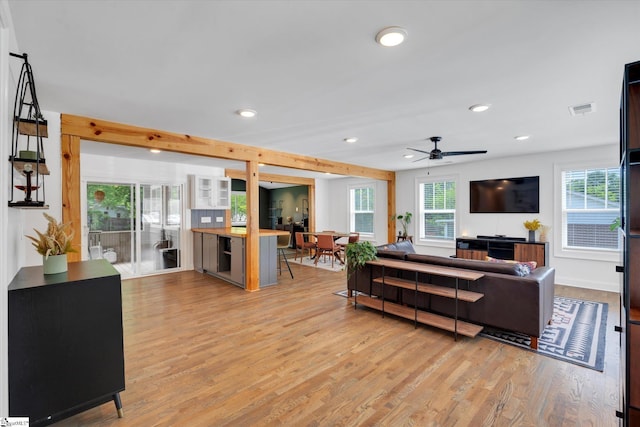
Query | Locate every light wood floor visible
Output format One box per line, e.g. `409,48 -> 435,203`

57,263 -> 621,426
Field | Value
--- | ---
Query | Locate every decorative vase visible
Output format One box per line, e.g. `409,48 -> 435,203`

43,254 -> 68,275
528,230 -> 536,242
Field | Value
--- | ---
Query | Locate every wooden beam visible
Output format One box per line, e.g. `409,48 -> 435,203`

387,174 -> 397,244
226,169 -> 315,187
61,134 -> 82,261
61,114 -> 393,180
245,161 -> 260,291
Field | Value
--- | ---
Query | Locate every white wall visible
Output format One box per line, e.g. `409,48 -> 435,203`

393,144 -> 620,292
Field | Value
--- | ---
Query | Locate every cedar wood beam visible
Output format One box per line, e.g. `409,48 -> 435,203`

60,114 -> 396,288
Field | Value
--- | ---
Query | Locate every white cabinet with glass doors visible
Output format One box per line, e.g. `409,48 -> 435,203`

189,175 -> 231,210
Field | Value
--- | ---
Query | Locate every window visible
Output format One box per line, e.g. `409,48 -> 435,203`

561,167 -> 620,250
350,186 -> 375,235
419,178 -> 456,241
231,191 -> 247,226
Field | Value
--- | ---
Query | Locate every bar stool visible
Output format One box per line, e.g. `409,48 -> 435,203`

277,233 -> 294,279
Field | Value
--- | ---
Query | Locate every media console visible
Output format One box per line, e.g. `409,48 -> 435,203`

456,235 -> 548,267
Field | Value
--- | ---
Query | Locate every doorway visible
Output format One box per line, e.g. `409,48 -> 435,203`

85,182 -> 182,278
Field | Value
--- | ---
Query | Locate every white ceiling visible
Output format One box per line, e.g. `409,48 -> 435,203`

7,0 -> 640,178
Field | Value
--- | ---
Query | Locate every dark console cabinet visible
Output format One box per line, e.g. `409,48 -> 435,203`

456,236 -> 549,267
8,259 -> 125,425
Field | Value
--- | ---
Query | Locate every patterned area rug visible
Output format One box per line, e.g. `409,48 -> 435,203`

335,291 -> 607,371
481,296 -> 607,371
283,250 -> 345,273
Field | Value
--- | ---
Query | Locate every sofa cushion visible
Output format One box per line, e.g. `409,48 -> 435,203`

376,240 -> 416,254
405,253 -> 524,276
486,256 -> 537,271
376,249 -> 408,260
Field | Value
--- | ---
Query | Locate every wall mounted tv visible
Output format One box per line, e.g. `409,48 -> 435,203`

470,176 -> 540,213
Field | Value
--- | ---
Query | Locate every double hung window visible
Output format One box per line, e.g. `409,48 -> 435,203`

418,178 -> 456,241
561,167 -> 620,251
350,186 -> 375,235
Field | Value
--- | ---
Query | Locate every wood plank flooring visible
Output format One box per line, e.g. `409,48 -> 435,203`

56,263 -> 620,426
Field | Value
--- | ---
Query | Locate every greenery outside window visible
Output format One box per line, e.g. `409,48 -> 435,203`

561,167 -> 620,251
231,191 -> 247,226
350,186 -> 375,235
418,178 -> 456,242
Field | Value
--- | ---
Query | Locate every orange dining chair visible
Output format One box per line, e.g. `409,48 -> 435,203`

315,234 -> 342,268
295,232 -> 316,262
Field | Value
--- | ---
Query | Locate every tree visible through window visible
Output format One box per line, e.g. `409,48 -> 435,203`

419,179 -> 456,241
231,192 -> 247,225
562,167 -> 620,250
350,186 -> 375,234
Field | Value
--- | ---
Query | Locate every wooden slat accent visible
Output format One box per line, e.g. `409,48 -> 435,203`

514,243 -> 546,267
456,249 -> 489,261
372,276 -> 484,302
355,295 -> 483,338
367,258 -> 484,282
61,134 -> 82,261
387,177 -> 396,244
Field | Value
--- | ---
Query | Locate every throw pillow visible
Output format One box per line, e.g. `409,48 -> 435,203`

485,256 -> 537,274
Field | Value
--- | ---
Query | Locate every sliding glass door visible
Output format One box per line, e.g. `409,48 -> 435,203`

86,182 -> 181,278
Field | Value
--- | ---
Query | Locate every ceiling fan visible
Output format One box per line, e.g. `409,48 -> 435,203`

408,136 -> 487,161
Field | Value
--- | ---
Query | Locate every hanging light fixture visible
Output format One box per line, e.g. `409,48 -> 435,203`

8,52 -> 49,208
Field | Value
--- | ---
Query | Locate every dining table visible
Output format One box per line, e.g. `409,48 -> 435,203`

299,231 -> 350,265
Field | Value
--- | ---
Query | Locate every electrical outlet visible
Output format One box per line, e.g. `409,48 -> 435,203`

201,217 -> 212,223
216,217 -> 223,223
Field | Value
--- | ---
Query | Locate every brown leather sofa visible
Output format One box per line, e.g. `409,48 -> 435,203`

347,241 -> 555,348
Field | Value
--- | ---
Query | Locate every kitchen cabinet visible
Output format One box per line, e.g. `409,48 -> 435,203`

189,175 -> 231,209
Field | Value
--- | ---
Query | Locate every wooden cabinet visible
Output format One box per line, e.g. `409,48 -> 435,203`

202,232 -> 218,273
193,231 -> 203,272
8,260 -> 124,425
620,59 -> 640,425
189,175 -> 231,209
456,236 -> 548,267
455,249 -> 488,260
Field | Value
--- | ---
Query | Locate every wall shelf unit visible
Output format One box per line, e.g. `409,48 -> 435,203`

620,60 -> 640,425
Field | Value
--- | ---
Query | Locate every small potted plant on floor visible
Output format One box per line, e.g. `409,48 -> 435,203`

26,212 -> 76,274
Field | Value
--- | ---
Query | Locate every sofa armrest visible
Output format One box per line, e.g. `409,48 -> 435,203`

529,266 -> 556,332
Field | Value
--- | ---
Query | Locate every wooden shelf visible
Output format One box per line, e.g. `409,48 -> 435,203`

372,276 -> 484,302
355,295 -> 484,338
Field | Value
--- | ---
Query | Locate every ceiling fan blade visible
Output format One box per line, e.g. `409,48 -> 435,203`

441,150 -> 487,157
412,156 -> 430,162
407,147 -> 432,155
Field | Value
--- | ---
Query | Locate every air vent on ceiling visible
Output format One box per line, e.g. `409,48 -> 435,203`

569,102 -> 596,116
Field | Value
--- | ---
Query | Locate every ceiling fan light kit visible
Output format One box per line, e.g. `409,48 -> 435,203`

375,26 -> 407,47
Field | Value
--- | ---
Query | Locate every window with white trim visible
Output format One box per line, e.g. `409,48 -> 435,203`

419,178 -> 456,241
350,186 -> 375,235
561,167 -> 620,250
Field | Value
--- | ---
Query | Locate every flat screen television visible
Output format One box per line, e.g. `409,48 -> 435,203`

470,176 -> 539,213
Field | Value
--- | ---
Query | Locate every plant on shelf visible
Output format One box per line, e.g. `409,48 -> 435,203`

26,213 -> 76,274
392,211 -> 413,237
345,240 -> 377,280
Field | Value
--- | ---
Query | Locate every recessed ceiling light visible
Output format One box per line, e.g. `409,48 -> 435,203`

236,109 -> 257,118
150,149 -> 161,153
325,172 -> 332,175
404,154 -> 414,159
375,26 -> 407,47
469,104 -> 491,112
514,135 -> 530,141
344,137 -> 358,143
259,163 -> 265,167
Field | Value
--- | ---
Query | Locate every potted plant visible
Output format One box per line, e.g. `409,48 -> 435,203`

26,212 -> 76,274
523,219 -> 541,242
345,241 -> 377,294
391,211 -> 413,238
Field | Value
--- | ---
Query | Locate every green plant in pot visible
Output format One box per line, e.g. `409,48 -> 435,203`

345,240 -> 377,294
26,213 -> 76,274
391,211 -> 412,237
